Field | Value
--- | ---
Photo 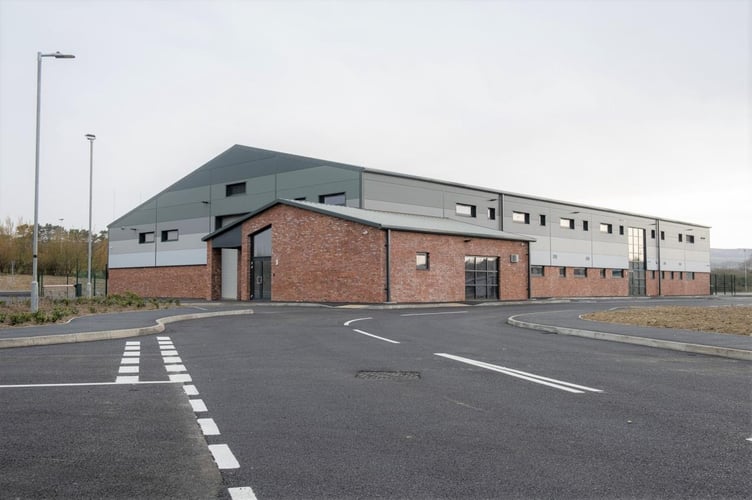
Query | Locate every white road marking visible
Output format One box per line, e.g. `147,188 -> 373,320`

343,317 -> 373,326
190,399 -> 208,412
120,358 -> 140,365
183,384 -> 199,396
163,356 -> 182,364
165,364 -> 187,372
125,341 -> 141,345
161,350 -> 179,356
124,346 -> 140,351
169,374 -> 192,383
747,437 -> 752,442
352,329 -> 400,344
228,486 -> 258,500
122,351 -> 140,357
208,444 -> 240,469
118,365 -> 139,374
0,379 -> 183,388
115,376 -> 140,384
197,417 -> 221,435
401,311 -> 468,317
159,344 -> 175,350
435,353 -> 603,394
156,336 -> 171,340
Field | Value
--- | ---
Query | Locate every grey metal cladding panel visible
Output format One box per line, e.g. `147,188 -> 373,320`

211,191 -> 275,216
365,172 -> 496,198
155,217 -> 210,236
276,165 -> 360,191
113,207 -> 157,227
158,186 -> 210,207
212,226 -> 241,248
363,199 -> 444,218
278,179 -> 360,202
157,204 -> 211,224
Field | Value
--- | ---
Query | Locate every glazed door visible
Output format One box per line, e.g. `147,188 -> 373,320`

252,257 -> 271,300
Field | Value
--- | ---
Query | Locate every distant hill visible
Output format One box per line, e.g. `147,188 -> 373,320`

711,248 -> 750,269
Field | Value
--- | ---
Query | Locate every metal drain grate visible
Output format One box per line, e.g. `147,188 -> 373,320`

356,370 -> 421,381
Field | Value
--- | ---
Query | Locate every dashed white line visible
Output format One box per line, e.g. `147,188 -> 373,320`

125,341 -> 141,345
197,417 -> 221,436
163,356 -> 182,364
189,399 -> 208,412
156,336 -> 171,340
228,486 -> 258,500
161,350 -> 179,356
124,346 -> 140,351
208,444 -> 240,469
169,373 -> 192,383
183,384 -> 199,396
120,358 -> 140,365
122,351 -> 140,357
343,317 -> 373,326
165,364 -> 187,372
435,353 -> 603,394
352,329 -> 400,344
118,365 -> 139,374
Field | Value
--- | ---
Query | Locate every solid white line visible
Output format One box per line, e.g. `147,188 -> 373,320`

120,358 -> 140,365
190,399 -> 208,412
183,384 -> 199,396
352,329 -> 400,344
343,317 -> 373,326
161,350 -> 179,356
165,364 -> 187,372
169,374 -> 192,383
228,486 -> 258,500
434,353 -> 602,394
208,444 -> 240,469
118,365 -> 139,374
401,311 -> 468,317
0,380 -> 180,388
163,356 -> 182,364
197,417 -> 220,436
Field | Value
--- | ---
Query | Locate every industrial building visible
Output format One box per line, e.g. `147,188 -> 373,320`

108,145 -> 711,302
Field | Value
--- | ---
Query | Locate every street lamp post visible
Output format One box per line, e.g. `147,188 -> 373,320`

85,134 -> 96,298
32,51 -> 75,313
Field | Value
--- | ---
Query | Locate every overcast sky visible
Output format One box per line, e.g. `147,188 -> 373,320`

0,0 -> 749,248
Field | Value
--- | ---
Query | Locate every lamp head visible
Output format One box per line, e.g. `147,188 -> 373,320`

53,52 -> 75,59
85,134 -> 96,141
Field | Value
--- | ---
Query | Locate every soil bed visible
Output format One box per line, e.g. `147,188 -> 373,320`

583,306 -> 752,336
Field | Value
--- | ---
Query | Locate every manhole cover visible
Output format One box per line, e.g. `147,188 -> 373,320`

356,370 -> 421,381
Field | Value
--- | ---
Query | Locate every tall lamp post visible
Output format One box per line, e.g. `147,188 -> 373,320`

85,134 -> 96,298
32,51 -> 75,313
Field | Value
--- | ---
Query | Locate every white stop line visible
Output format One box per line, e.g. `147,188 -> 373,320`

435,353 -> 603,394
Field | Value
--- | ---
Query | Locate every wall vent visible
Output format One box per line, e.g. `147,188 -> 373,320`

510,254 -> 520,263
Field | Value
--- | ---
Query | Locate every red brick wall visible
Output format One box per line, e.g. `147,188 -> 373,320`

109,265 -> 208,299
238,205 -> 387,303
531,267 -> 627,298
389,232 -> 529,302
652,271 -> 710,296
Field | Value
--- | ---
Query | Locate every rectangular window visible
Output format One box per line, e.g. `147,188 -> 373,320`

583,220 -> 589,231
651,229 -> 656,239
465,256 -> 499,300
138,231 -> 154,244
678,233 -> 683,242
619,225 -> 624,235
416,252 -> 429,270
456,203 -> 477,218
651,270 -> 656,279
559,267 -> 566,277
612,269 -> 624,278
560,218 -> 575,229
679,272 -> 683,280
512,211 -> 529,224
539,214 -> 546,226
225,182 -> 246,197
530,265 -> 544,277
319,192 -> 346,206
670,271 -> 675,280
660,231 -> 665,240
294,197 -> 307,201
487,207 -> 496,220
573,267 -> 587,277
686,272 -> 694,280
161,229 -> 178,242
600,269 -> 606,278
687,235 -> 695,244
600,223 -> 613,234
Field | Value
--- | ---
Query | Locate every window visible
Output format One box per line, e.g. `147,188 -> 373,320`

600,223 -> 613,234
660,231 -> 665,240
687,235 -> 695,244
530,265 -> 544,277
651,270 -> 656,279
599,269 -> 606,278
686,272 -> 695,280
651,229 -> 656,239
225,182 -> 246,197
161,229 -> 178,242
678,233 -> 683,243
539,214 -> 546,226
559,267 -> 566,277
456,203 -> 476,218
138,231 -> 154,244
416,252 -> 429,270
619,225 -> 624,235
612,269 -> 624,278
670,271 -> 675,280
487,207 -> 496,220
573,268 -> 587,277
294,197 -> 307,201
465,256 -> 499,300
560,218 -> 575,229
679,272 -> 683,280
319,192 -> 346,206
512,211 -> 529,224
583,220 -> 589,231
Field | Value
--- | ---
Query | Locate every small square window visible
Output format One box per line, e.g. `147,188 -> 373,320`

487,207 -> 496,220
560,218 -> 575,229
530,265 -> 544,277
225,182 -> 246,197
416,252 -> 429,270
319,192 -> 346,206
583,220 -> 589,231
512,211 -> 529,224
612,269 -> 624,278
559,267 -> 566,278
573,267 -> 587,277
539,214 -> 546,226
686,272 -> 694,280
687,235 -> 695,244
456,203 -> 476,218
139,231 -> 154,244
161,229 -> 178,242
600,223 -> 613,234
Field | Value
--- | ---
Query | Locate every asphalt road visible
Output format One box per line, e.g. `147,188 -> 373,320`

1,299 -> 750,499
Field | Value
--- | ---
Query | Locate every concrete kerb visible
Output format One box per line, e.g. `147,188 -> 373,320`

507,314 -> 752,362
0,309 -> 255,349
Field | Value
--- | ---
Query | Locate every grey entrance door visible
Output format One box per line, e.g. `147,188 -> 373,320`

252,257 -> 271,300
